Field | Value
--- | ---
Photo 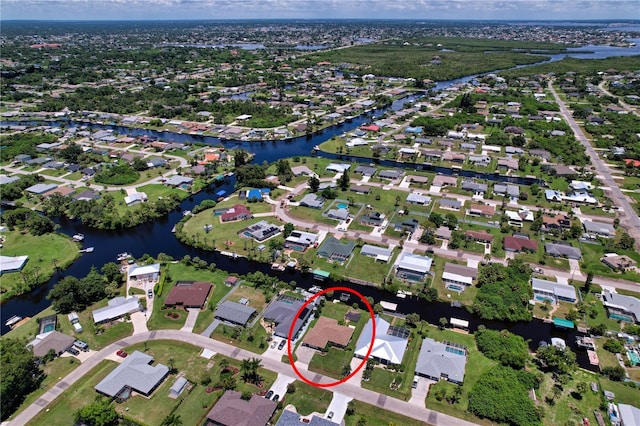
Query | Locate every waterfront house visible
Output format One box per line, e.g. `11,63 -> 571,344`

531,278 -> 577,304
302,316 -> 354,351
29,331 -> 75,358
354,316 -> 409,365
602,290 -> 640,324
263,295 -> 314,339
317,237 -> 356,262
415,338 -> 467,384
442,263 -> 478,289
284,230 -> 318,251
214,300 -> 257,327
461,180 -> 487,195
360,244 -> 393,263
164,281 -> 213,309
92,297 -> 141,324
396,252 -> 433,282
221,204 -> 252,222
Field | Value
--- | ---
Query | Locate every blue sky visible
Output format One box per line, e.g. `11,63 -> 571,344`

1,0 -> 639,21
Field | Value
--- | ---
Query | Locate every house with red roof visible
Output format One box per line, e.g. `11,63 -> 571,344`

624,159 -> 640,168
504,236 -> 538,253
220,204 -> 252,222
360,124 -> 380,132
164,281 -> 213,309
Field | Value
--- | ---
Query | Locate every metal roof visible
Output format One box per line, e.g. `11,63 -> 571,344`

215,301 -> 257,325
415,338 -> 467,383
95,351 -> 169,397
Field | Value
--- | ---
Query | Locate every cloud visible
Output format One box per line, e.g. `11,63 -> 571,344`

1,0 -> 639,20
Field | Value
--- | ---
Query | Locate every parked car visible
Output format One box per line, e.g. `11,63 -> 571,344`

327,411 -> 334,420
67,347 -> 80,356
265,390 -> 274,399
532,267 -> 544,274
116,349 -> 128,358
74,340 -> 89,351
147,289 -> 153,298
278,340 -> 286,350
412,376 -> 419,389
272,394 -> 280,402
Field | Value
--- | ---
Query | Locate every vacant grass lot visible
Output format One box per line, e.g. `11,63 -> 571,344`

344,399 -> 426,426
211,321 -> 269,354
0,230 -> 79,301
280,380 -> 333,415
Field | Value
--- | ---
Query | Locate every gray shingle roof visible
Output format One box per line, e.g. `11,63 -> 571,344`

545,243 -> 581,260
215,301 -> 257,326
206,390 -> 277,426
95,351 -> 169,397
263,297 -> 313,338
415,338 -> 467,383
276,409 -> 339,426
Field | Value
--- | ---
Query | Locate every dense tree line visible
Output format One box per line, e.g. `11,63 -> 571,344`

471,259 -> 533,322
0,338 -> 45,420
475,327 -> 531,369
0,132 -> 58,159
468,365 -> 542,426
1,174 -> 45,201
2,207 -> 57,236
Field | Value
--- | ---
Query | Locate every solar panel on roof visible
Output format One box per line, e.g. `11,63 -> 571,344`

387,325 -> 410,339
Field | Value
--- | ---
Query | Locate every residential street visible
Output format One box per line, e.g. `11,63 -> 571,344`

548,81 -> 640,251
9,330 -> 478,426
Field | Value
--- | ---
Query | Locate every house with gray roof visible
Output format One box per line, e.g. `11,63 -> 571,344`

415,338 -> 467,384
493,183 -> 520,198
30,331 -> 75,358
164,175 -> 193,187
438,198 -> 462,211
602,290 -> 640,324
291,165 -> 314,176
215,301 -> 257,326
92,296 -> 141,324
618,404 -> 640,426
531,278 -> 577,304
354,165 -> 377,176
206,390 -> 277,426
394,217 -> 420,234
95,351 -> 169,398
583,220 -> 616,238
461,180 -> 487,195
360,211 -> 385,227
263,296 -> 314,338
468,155 -> 491,166
0,175 -> 19,185
299,194 -> 325,209
545,242 -> 581,260
317,237 -> 356,262
378,169 -> 404,180
396,252 -> 433,282
406,193 -> 431,205
26,183 -> 58,194
360,244 -> 394,262
276,409 -> 339,426
326,208 -> 349,221
442,263 -> 478,288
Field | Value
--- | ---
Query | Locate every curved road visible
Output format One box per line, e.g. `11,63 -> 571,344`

10,330 -> 476,426
548,81 -> 640,252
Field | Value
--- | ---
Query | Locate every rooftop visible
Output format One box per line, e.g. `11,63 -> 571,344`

95,351 -> 169,397
302,316 -> 354,349
206,390 -> 277,426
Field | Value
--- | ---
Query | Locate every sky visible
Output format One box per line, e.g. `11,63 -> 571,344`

1,0 -> 639,21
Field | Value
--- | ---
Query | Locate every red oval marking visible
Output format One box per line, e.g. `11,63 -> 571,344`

287,286 -> 376,388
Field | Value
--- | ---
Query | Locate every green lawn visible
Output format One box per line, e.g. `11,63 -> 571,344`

0,230 -> 80,301
344,399 -> 427,426
430,257 -> 477,306
579,243 -> 640,282
211,321 -> 269,354
308,346 -> 355,380
344,247 -> 399,286
281,381 -> 333,416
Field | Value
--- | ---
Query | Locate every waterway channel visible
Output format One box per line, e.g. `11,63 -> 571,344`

2,41 -> 639,367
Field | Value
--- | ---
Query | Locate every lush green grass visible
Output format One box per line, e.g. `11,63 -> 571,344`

137,183 -> 189,201
29,360 -> 116,426
308,345 -> 356,380
7,356 -> 81,421
226,284 -> 268,311
343,247 -> 399,285
0,230 -> 79,301
3,306 -> 59,341
211,321 -> 269,354
594,338 -> 621,369
431,257 -> 477,306
344,399 -> 427,426
580,243 -> 640,281
281,381 -> 333,416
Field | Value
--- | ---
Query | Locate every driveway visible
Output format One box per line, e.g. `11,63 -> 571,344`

180,308 -> 200,333
408,377 -> 434,407
130,310 -> 148,334
268,373 -> 296,398
325,392 -> 352,424
294,345 -> 317,369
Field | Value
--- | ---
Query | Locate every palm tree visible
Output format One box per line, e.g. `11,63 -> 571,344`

250,357 -> 263,384
241,358 -> 252,382
161,414 -> 183,426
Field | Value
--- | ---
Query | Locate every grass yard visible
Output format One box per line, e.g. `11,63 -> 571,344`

579,243 -> 640,282
227,284 -> 267,311
137,183 -> 189,202
281,380 -> 333,416
344,399 -> 427,426
211,321 -> 269,354
344,247 -> 398,286
29,360 -> 116,426
308,346 -> 354,380
0,230 -> 79,301
7,356 -> 81,421
431,257 -> 478,306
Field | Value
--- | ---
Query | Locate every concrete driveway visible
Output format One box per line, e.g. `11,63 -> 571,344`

180,308 -> 200,333
325,392 -> 352,424
294,345 -> 317,368
408,377 -> 434,407
268,373 -> 296,398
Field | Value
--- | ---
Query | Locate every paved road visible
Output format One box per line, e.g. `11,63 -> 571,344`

598,81 -> 640,117
9,330 -> 477,426
548,82 -> 640,251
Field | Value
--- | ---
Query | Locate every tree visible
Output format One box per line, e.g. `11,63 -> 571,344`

133,157 -> 149,171
337,170 -> 350,191
0,338 -> 45,420
444,213 -> 458,230
74,399 -> 118,426
405,313 -> 420,328
234,149 -> 249,167
161,413 -> 183,426
475,328 -> 530,369
439,317 -> 448,330
48,276 -> 82,313
617,232 -> 635,250
428,212 -> 444,228
308,175 -> 320,192
283,223 -> 294,238
602,366 -> 626,381
603,339 -> 624,353
536,345 -> 577,376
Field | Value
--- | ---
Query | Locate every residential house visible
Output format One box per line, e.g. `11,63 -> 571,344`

326,208 -> 349,221
443,152 -> 466,163
497,158 -> 519,170
601,254 -> 637,272
415,338 -> 467,384
0,255 -> 29,274
583,220 -> 616,238
214,301 -> 257,326
465,230 -> 494,244
164,175 -> 193,187
394,217 -> 420,234
542,214 -> 571,232
92,297 -> 141,324
205,390 -> 277,426
316,237 -> 356,262
74,189 -> 100,201
95,351 -> 169,398
406,193 -> 431,205
129,263 -> 161,282
468,203 -> 495,217
493,183 -> 520,199
241,221 -> 281,242
468,155 -> 491,167
505,146 -> 525,155
396,252 -> 433,282
406,175 -> 429,185
360,211 -> 385,227
299,194 -> 325,209
302,316 -> 354,351
438,198 -> 462,211
326,163 -> 351,173
221,204 -> 253,222
263,296 -> 314,339
284,230 -> 318,251
30,331 -> 75,358
461,181 -> 487,196
147,157 -> 167,168
124,192 -> 148,206
602,290 -> 640,324
354,316 -> 409,365
26,183 -> 58,195
164,281 -> 213,309
0,174 -> 20,185
432,175 -> 458,187
291,165 -> 314,177
421,149 -> 443,161
618,404 -> 640,426
442,263 -> 478,289
504,235 -> 538,253
545,242 -> 581,260
354,165 -> 377,177
276,409 -> 340,426
435,226 -> 452,240
529,149 -> 551,161
350,184 -> 371,194
378,169 -> 404,180
360,244 -> 393,262
531,278 -> 577,304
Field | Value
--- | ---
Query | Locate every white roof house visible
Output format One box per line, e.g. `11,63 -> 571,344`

602,290 -> 640,323
124,192 -> 148,206
95,351 -> 169,397
0,255 -> 29,274
360,245 -> 393,262
92,297 -> 141,324
618,403 -> 640,426
354,316 -> 409,365
406,193 -> 431,205
415,338 -> 467,384
531,278 -> 577,304
325,163 -> 351,173
285,230 -> 318,247
396,252 -> 433,274
128,263 -> 161,280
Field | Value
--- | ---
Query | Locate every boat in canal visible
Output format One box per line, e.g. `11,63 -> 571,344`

5,315 -> 22,328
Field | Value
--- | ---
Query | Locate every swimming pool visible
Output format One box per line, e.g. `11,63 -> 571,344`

336,203 -> 348,209
628,351 -> 640,366
610,313 -> 634,322
42,323 -> 55,333
445,347 -> 465,356
447,284 -> 464,292
536,295 -> 554,303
